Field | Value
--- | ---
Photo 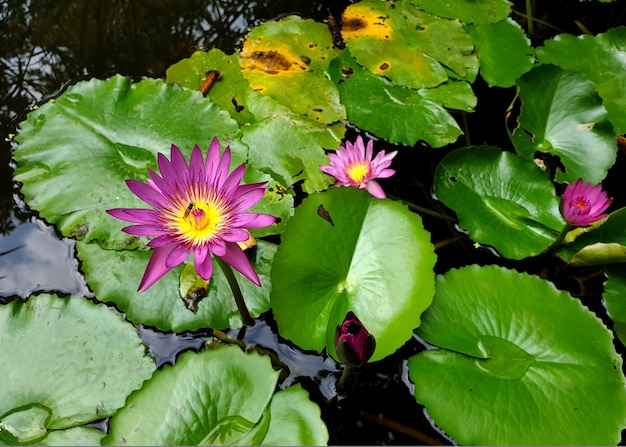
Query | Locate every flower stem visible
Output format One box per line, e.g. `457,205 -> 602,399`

387,195 -> 457,222
544,223 -> 572,255
525,0 -> 534,35
215,256 -> 253,326
337,365 -> 353,392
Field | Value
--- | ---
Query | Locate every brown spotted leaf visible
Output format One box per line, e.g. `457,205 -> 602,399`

342,0 -> 478,89
240,15 -> 345,124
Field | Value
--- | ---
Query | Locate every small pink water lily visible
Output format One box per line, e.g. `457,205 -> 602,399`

107,138 -> 275,292
320,135 -> 397,199
561,178 -> 612,226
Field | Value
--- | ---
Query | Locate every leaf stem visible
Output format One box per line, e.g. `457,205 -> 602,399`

215,256 -> 253,326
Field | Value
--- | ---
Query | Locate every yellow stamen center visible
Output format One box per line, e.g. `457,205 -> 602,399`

347,161 -> 370,184
574,198 -> 589,211
174,199 -> 228,244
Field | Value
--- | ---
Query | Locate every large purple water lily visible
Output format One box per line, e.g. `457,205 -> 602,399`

107,138 -> 275,292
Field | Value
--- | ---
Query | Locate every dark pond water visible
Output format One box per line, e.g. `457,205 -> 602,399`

2,0 -> 626,445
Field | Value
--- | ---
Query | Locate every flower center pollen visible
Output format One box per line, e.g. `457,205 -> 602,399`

347,161 -> 370,184
178,199 -> 227,243
573,197 -> 590,213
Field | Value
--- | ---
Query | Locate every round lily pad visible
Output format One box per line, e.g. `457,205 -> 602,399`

537,26 -> 626,135
433,145 -> 566,259
239,15 -> 345,125
341,0 -> 478,89
556,208 -> 626,267
103,345 -> 327,446
466,18 -> 535,88
0,294 -> 155,445
327,49 -> 464,148
271,187 -> 436,362
410,0 -> 512,24
77,239 -> 276,332
511,64 -> 616,184
13,75 -> 243,249
409,265 -> 626,446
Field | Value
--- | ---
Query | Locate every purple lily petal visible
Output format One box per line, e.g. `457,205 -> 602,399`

195,252 -> 214,280
126,179 -> 168,209
220,242 -> 261,286
165,244 -> 190,268
366,181 -> 386,199
138,245 -> 177,292
106,208 -> 160,224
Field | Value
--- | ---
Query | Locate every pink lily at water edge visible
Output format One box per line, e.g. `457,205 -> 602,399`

561,178 -> 612,227
107,138 -> 275,292
320,135 -> 397,199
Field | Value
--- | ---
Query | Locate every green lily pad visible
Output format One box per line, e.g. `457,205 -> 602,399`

262,384 -> 329,446
409,0 -> 512,25
511,64 -> 616,184
239,15 -> 345,124
240,91 -> 342,194
433,145 -> 566,259
271,187 -> 436,363
466,17 -> 535,87
604,264 -> 626,348
103,345 -> 327,446
39,427 -> 105,446
0,294 -> 155,445
536,26 -> 626,134
328,49 -> 464,147
557,208 -> 626,266
166,48 -> 343,194
409,265 -> 626,446
12,75 -> 254,249
341,0 -> 478,89
166,48 -> 257,126
77,239 -> 276,332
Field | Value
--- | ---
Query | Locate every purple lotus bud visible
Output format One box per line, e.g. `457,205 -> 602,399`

334,311 -> 376,367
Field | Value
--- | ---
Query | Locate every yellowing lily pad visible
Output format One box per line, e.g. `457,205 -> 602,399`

341,0 -> 478,89
240,15 -> 345,124
409,0 -> 512,25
